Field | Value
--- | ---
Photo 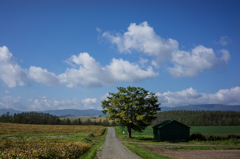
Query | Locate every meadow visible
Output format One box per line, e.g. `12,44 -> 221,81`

117,126 -> 240,137
0,123 -> 106,159
116,126 -> 240,143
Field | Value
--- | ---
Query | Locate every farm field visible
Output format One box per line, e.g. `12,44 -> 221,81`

0,123 -> 106,158
0,123 -> 105,136
0,140 -> 91,158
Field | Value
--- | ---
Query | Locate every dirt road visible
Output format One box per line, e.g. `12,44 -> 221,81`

98,127 -> 142,159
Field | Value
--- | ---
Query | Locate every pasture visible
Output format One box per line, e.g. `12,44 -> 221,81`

115,126 -> 240,144
116,126 -> 240,137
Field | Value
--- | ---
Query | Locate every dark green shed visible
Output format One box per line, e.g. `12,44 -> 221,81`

152,120 -> 190,141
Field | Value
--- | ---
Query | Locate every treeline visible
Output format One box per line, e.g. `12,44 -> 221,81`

0,112 -> 118,126
152,110 -> 240,126
66,118 -> 118,126
0,112 -> 61,124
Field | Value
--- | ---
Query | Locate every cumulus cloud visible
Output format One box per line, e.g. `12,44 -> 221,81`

0,46 -> 61,87
168,45 -> 230,77
156,86 -> 240,106
102,22 -> 231,78
0,46 -> 158,88
28,66 -> 60,86
0,46 -> 27,87
0,96 -> 25,110
107,58 -> 158,82
102,21 -> 178,61
59,52 -> 158,88
81,98 -> 97,109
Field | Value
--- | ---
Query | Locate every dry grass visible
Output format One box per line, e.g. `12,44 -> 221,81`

0,123 -> 106,136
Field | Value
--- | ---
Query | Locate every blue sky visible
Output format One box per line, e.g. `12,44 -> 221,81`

0,0 -> 240,111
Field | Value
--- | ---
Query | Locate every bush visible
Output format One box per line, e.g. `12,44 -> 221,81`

190,132 -> 240,141
190,133 -> 206,141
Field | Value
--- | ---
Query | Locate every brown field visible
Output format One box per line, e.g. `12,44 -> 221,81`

0,123 -> 106,136
139,145 -> 240,159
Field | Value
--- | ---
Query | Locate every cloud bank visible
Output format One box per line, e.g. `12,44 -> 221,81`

0,96 -> 99,111
1,86 -> 239,111
0,46 -> 158,88
156,86 -> 240,106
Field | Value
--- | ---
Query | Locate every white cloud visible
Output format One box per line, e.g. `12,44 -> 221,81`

5,90 -> 10,94
0,46 -> 158,88
0,46 -> 27,87
0,96 -> 24,110
0,46 -> 61,87
59,52 -> 158,88
102,21 -> 178,61
0,96 -> 100,111
107,58 -> 158,82
168,45 -> 230,78
81,98 -> 97,109
156,86 -> 240,106
102,22 -> 231,78
28,66 -> 60,86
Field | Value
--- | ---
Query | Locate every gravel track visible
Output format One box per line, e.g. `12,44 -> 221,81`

98,127 -> 142,159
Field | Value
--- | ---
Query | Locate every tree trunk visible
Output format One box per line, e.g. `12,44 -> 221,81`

127,125 -> 132,138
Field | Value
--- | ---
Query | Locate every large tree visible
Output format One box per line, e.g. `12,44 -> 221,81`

101,86 -> 161,138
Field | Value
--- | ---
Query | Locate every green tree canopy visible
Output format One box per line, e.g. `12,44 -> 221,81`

101,86 -> 161,138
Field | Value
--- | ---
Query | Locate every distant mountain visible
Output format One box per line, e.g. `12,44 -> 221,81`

161,104 -> 240,112
1,104 -> 240,116
0,108 -> 22,116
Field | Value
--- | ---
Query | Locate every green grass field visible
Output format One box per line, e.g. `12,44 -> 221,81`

115,126 -> 240,142
116,126 -> 240,138
190,126 -> 240,134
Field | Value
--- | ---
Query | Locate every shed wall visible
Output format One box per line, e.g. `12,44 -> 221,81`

157,122 -> 189,141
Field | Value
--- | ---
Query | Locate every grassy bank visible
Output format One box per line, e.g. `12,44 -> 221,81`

81,128 -> 108,159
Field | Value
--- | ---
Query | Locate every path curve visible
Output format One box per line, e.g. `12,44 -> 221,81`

98,127 -> 142,159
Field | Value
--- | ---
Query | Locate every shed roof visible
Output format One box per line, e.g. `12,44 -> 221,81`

152,120 -> 190,129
